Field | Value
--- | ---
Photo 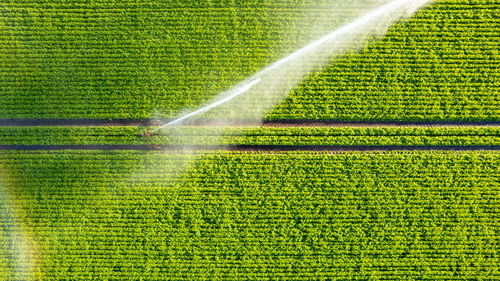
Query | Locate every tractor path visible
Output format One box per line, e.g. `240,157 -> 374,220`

0,119 -> 499,127
0,145 -> 498,151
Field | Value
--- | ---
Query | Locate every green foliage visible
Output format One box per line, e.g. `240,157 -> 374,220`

0,126 -> 498,146
0,200 -> 13,280
0,0 -> 498,279
0,0 -> 498,120
0,0 -> 380,119
269,0 -> 499,121
0,127 -> 143,145
0,151 -> 498,279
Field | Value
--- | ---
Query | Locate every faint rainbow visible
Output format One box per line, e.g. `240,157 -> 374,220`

0,156 -> 38,280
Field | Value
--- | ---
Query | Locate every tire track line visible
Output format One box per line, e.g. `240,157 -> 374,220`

0,145 -> 498,151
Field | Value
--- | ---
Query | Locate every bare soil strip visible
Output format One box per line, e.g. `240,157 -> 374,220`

0,119 -> 149,127
0,145 -> 498,151
261,120 -> 500,127
0,119 -> 498,127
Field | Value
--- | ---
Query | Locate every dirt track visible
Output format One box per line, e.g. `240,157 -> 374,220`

0,145 -> 498,151
0,119 -> 149,126
262,120 -> 500,127
0,119 -> 499,127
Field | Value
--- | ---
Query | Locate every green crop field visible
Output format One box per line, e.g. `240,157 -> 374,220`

1,151 -> 499,279
270,0 -> 499,121
0,0 -> 498,120
0,0 -> 499,279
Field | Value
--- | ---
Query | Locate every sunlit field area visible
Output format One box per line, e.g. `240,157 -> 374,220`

0,0 -> 498,279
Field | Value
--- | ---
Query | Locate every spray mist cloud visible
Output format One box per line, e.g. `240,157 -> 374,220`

154,0 -> 431,129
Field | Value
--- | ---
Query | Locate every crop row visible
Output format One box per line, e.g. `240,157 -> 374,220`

0,0 -> 498,120
0,150 -> 498,279
0,126 -> 498,146
267,0 -> 499,121
0,0 -> 382,119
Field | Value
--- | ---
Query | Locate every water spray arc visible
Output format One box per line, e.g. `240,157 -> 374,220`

152,0 -> 430,131
151,78 -> 261,133
257,0 -> 421,76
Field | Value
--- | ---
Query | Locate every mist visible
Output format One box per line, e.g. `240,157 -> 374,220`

0,164 -> 35,280
153,0 -> 431,131
146,0 -> 432,157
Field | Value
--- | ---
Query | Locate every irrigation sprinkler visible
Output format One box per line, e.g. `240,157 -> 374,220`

143,127 -> 161,145
144,127 -> 150,145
